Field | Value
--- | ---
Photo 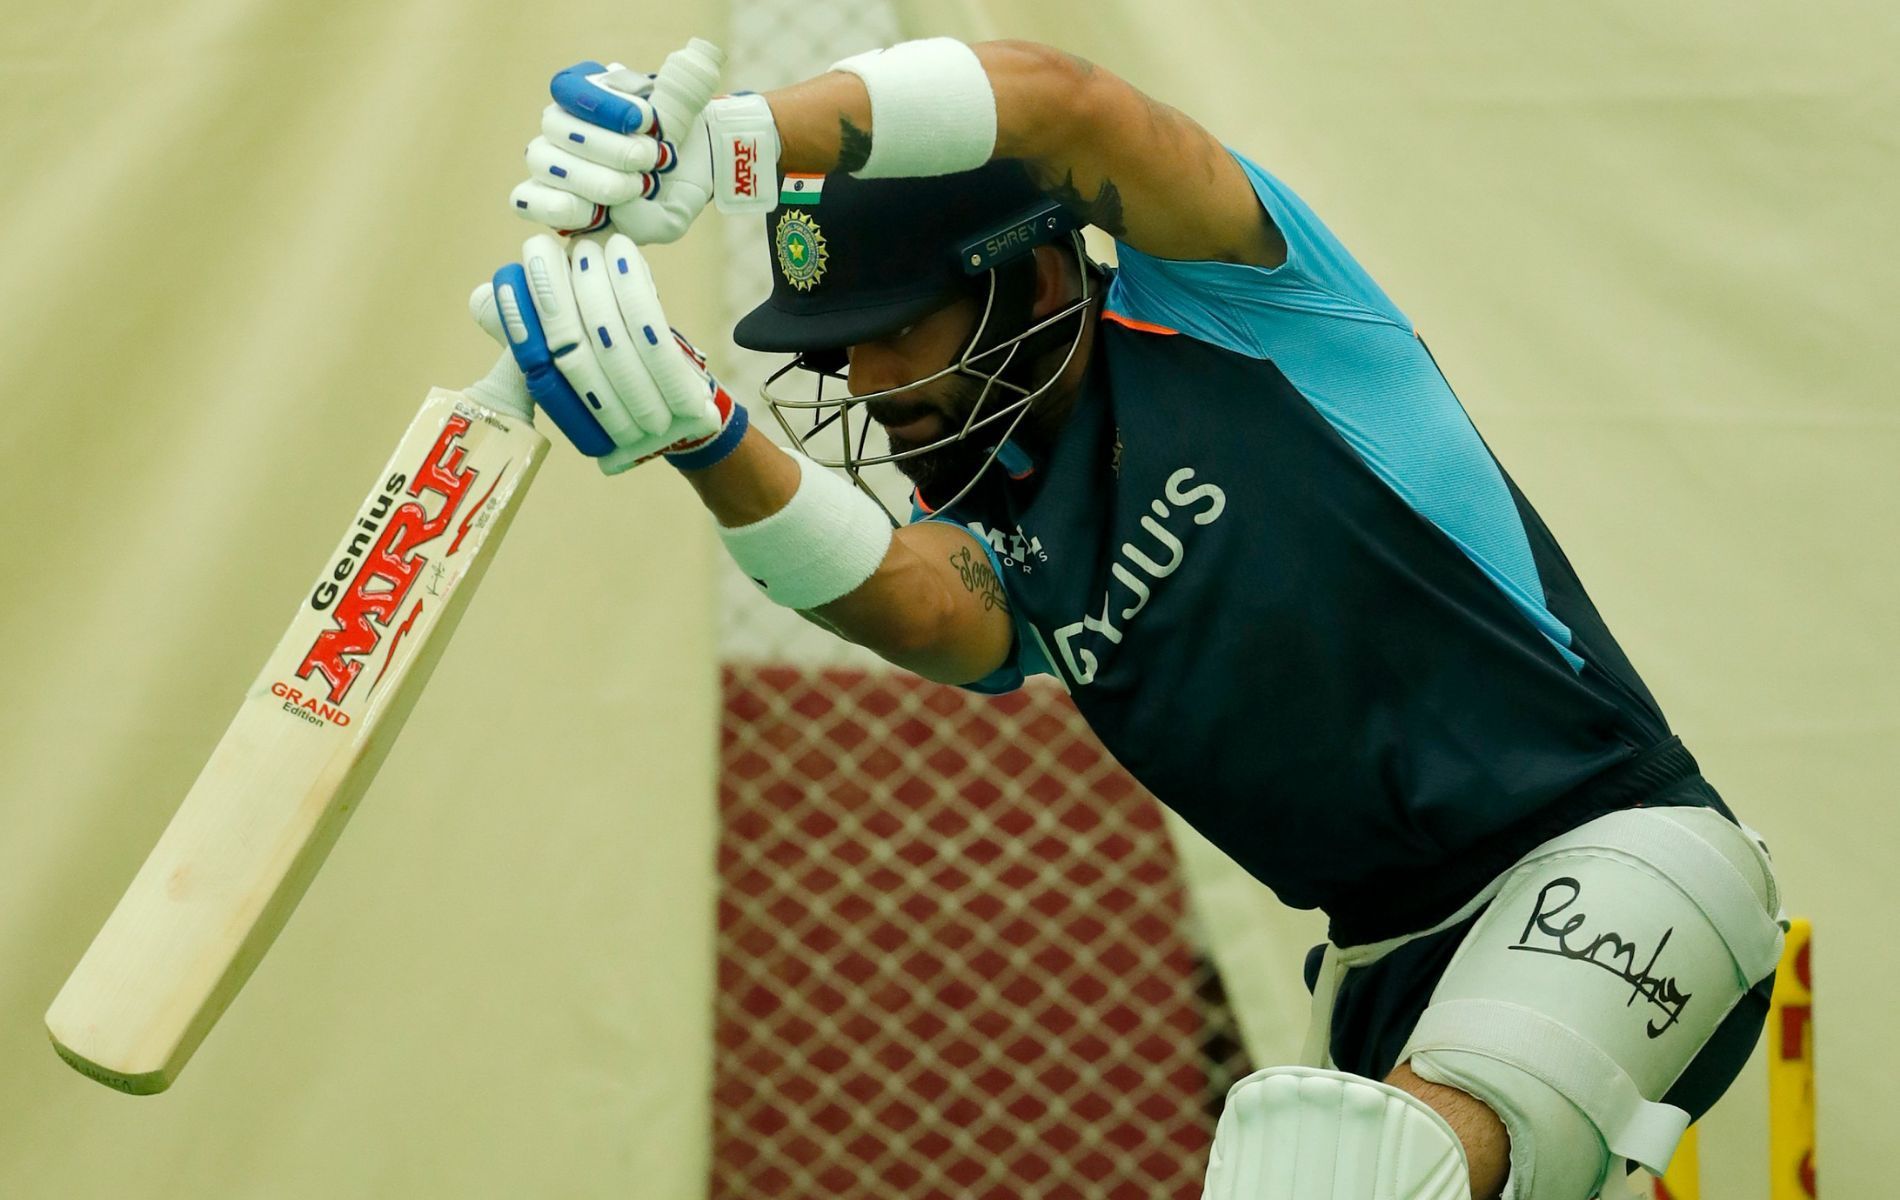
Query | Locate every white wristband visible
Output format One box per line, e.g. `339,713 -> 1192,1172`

707,93 -> 781,214
830,38 -> 997,178
718,453 -> 893,610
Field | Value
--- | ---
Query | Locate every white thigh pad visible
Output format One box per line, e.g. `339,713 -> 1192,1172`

1201,1066 -> 1470,1200
1400,807 -> 1783,1200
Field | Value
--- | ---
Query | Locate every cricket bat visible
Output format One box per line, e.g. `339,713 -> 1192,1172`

46,34 -> 728,1097
45,364 -> 547,1094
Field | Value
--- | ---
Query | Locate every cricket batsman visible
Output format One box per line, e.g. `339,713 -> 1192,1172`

478,37 -> 1788,1200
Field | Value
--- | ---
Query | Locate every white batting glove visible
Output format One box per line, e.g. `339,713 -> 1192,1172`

474,233 -> 746,474
510,41 -> 781,243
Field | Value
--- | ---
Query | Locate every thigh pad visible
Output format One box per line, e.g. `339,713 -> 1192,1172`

1399,807 -> 1782,1200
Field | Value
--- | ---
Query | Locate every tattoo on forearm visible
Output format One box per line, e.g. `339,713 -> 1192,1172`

1029,165 -> 1127,238
837,116 -> 873,173
950,547 -> 1010,613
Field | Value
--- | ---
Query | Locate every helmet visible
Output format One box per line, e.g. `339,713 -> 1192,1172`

733,159 -> 1097,517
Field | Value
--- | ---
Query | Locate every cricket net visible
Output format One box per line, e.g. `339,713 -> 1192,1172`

710,664 -> 1249,1198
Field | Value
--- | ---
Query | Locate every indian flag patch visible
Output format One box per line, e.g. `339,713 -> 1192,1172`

780,174 -> 825,205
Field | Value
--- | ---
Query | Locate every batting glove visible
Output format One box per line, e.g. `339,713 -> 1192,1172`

473,234 -> 745,474
510,41 -> 780,243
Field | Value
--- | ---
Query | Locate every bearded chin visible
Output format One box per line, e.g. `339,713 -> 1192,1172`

882,276 -> 1082,504
887,356 -> 1072,503
880,371 -> 993,499
888,432 -> 996,498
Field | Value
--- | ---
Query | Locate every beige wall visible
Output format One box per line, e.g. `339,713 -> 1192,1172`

5,1 -> 1894,1196
913,2 -> 1895,1194
0,2 -> 722,1195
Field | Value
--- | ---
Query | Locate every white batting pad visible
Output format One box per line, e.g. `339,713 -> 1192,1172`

1201,1066 -> 1470,1200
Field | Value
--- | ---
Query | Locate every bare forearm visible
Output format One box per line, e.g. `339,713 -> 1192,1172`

677,425 -> 803,527
675,431 -> 1010,683
815,523 -> 1013,685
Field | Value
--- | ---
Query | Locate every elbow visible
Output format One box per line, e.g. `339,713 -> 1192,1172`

877,586 -> 960,664
874,590 -> 997,686
811,583 -> 953,668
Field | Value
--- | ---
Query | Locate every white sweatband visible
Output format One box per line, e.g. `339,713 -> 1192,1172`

830,38 -> 997,178
706,93 -> 781,215
718,452 -> 893,610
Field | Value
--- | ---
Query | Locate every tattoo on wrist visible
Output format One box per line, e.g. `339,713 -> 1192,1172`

1030,166 -> 1127,238
837,116 -> 873,173
950,547 -> 1010,613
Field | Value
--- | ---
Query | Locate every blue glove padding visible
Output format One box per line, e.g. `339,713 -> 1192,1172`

551,61 -> 661,138
488,262 -> 615,457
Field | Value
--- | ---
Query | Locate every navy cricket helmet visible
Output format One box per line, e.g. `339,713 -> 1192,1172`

733,159 -> 1073,354
735,160 -> 1098,516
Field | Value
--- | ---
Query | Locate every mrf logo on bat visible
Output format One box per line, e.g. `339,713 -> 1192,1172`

272,407 -> 503,727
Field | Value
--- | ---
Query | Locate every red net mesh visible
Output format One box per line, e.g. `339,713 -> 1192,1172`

712,664 -> 1248,1199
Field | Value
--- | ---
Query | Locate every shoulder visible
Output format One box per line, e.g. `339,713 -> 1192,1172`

1106,150 -> 1413,359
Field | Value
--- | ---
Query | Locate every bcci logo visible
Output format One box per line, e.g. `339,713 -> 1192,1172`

775,210 -> 828,292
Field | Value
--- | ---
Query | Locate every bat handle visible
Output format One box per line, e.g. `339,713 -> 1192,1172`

465,351 -> 535,422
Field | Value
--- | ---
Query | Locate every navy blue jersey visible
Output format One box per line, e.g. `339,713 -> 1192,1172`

918,151 -> 1709,943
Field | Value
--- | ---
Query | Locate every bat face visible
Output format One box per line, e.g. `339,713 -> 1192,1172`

46,388 -> 547,1094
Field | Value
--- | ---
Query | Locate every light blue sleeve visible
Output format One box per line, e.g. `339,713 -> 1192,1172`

909,509 -> 1055,695
1107,150 -> 1414,344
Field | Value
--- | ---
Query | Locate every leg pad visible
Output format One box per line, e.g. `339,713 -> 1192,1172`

1202,1066 -> 1472,1200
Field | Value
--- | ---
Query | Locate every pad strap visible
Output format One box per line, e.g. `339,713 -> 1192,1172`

1299,943 -> 1346,1069
1406,999 -> 1689,1173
